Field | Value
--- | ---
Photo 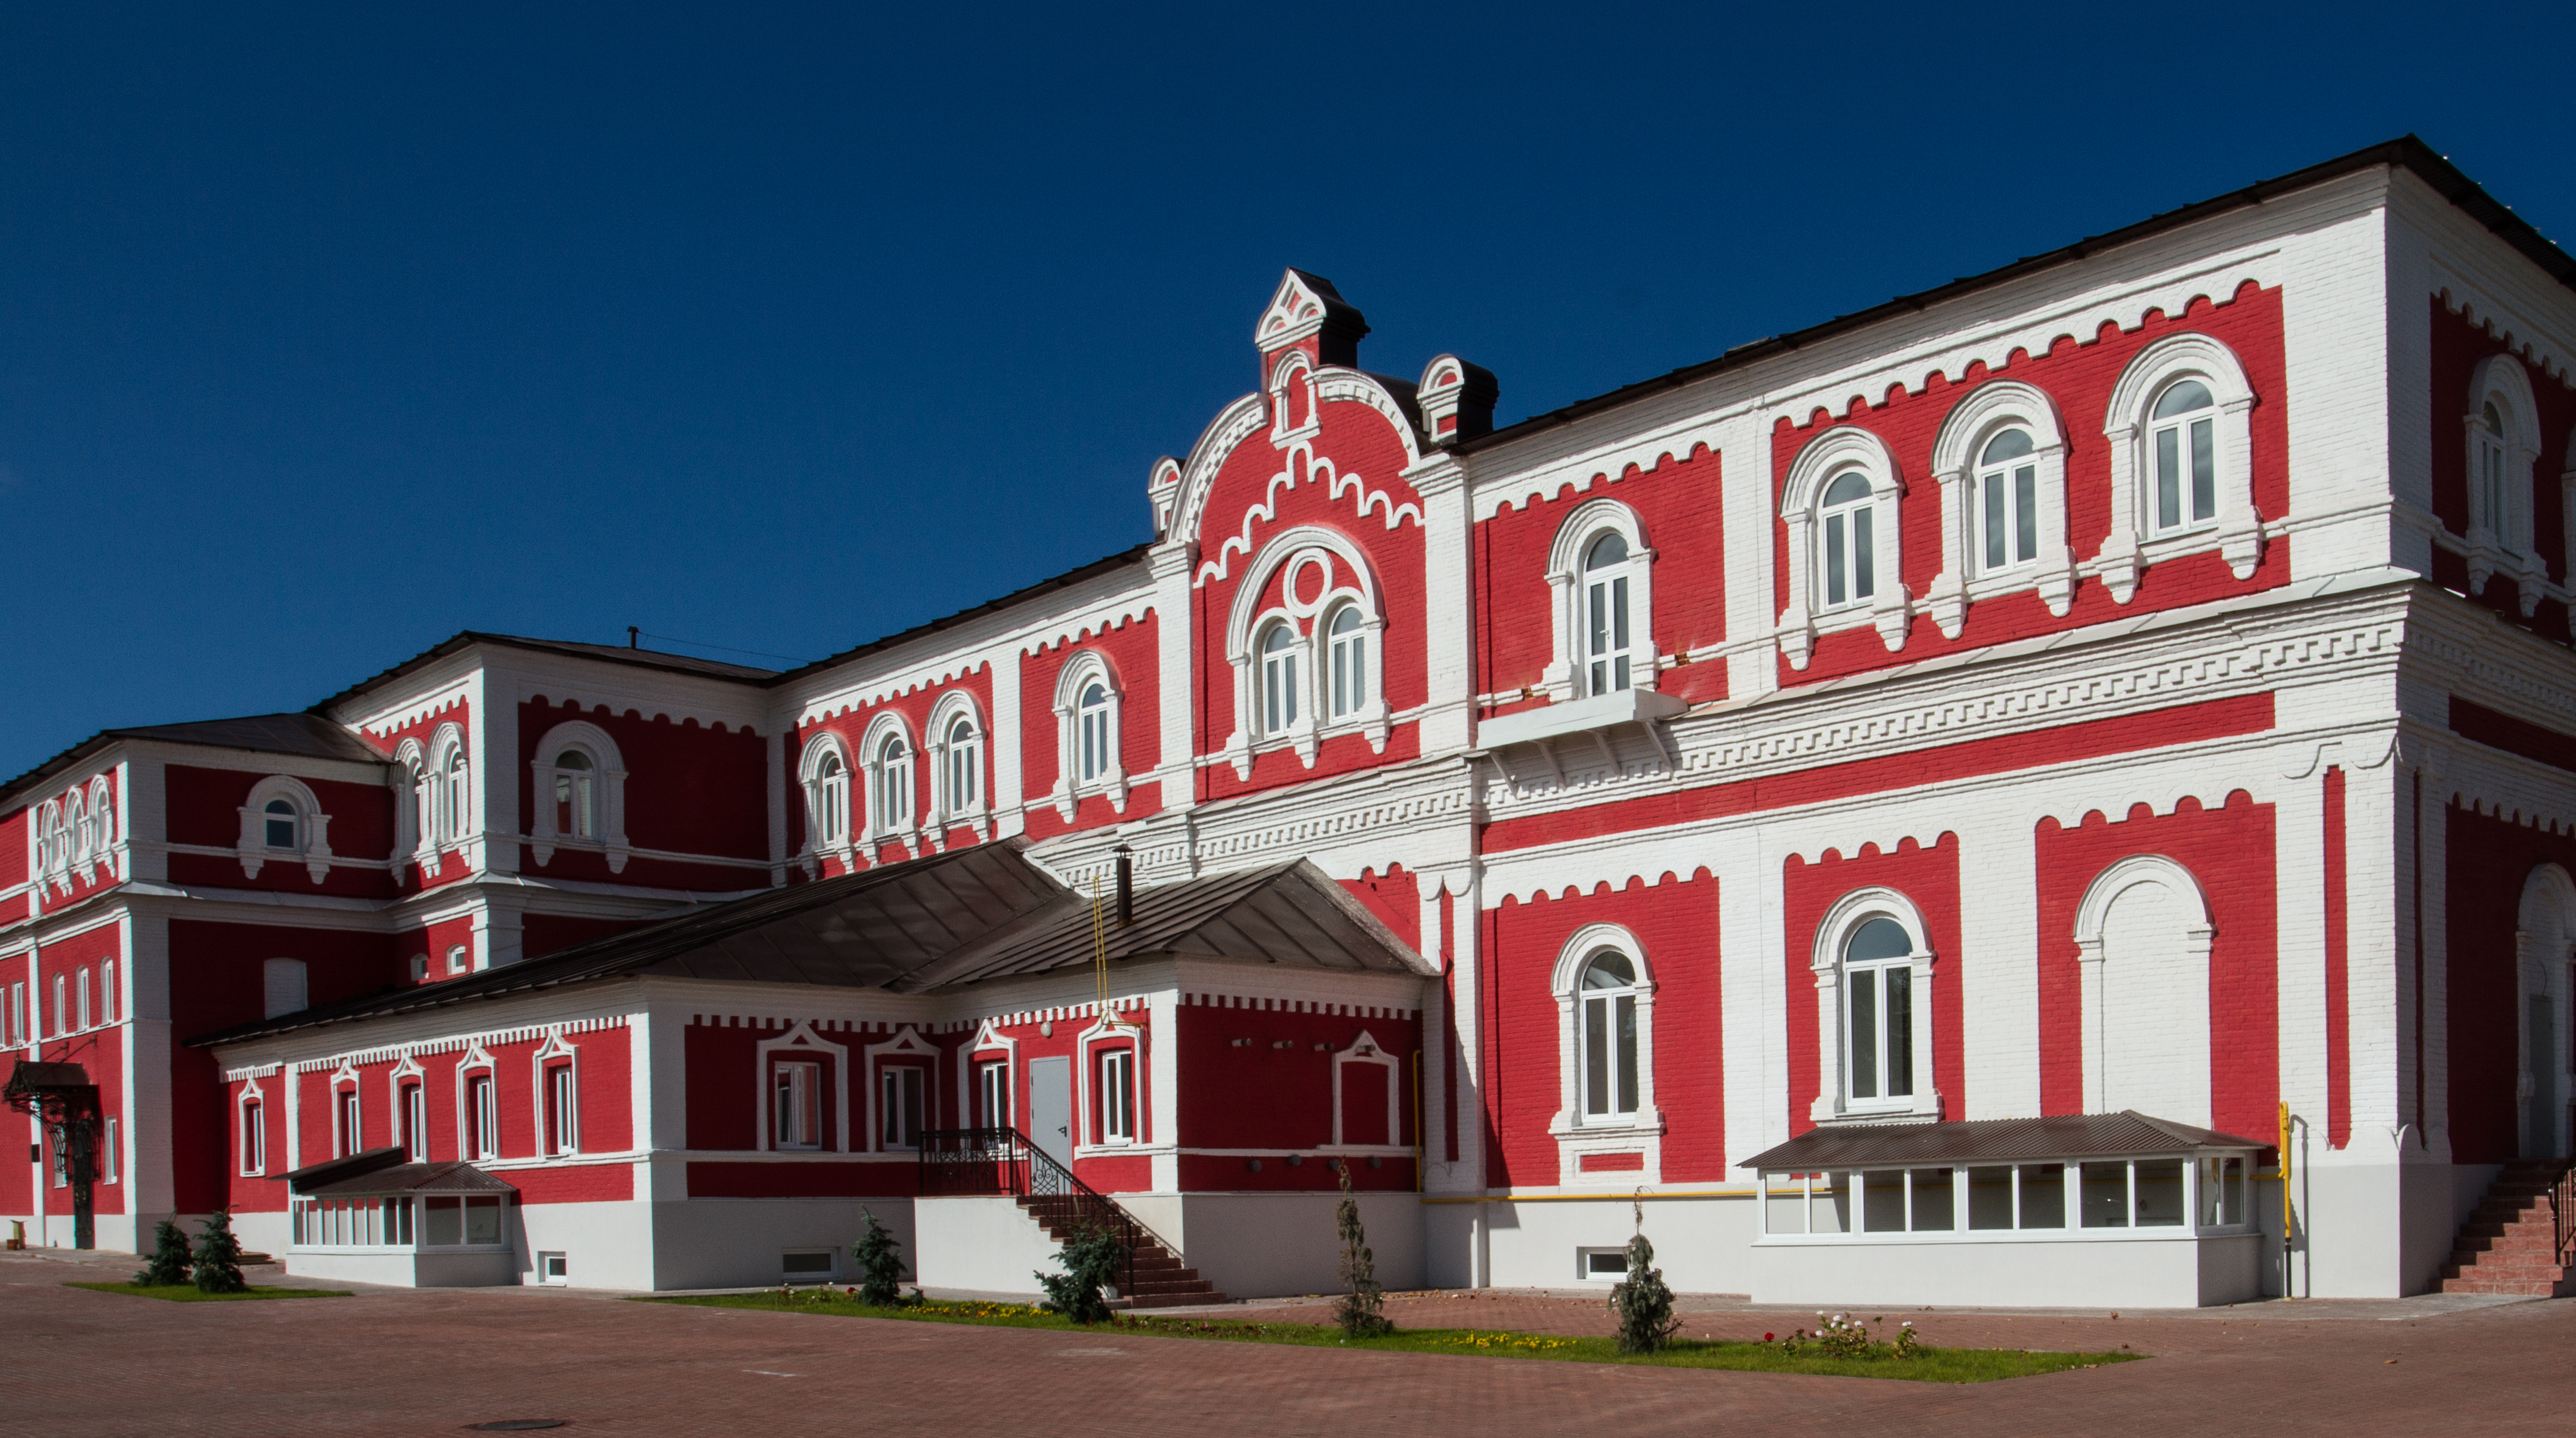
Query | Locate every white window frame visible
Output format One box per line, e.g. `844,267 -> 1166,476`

796,732 -> 856,873
1219,528 -> 1390,777
237,775 -> 335,883
75,967 -> 89,1031
1808,889 -> 1940,1124
757,1020 -> 852,1154
977,1057 -> 1011,1130
2097,332 -> 2263,602
103,1117 -> 117,1185
880,1063 -> 926,1151
1548,924 -> 1662,1184
960,1018 -> 1019,1132
457,1052 -> 500,1161
1326,1031 -> 1403,1151
428,724 -> 471,851
925,691 -> 990,838
335,1080 -> 363,1159
99,958 -> 115,1025
1924,381 -> 2076,635
1542,500 -> 1657,701
773,1060 -> 822,1150
239,1083 -> 267,1176
392,738 -> 428,879
1777,425 -> 1909,669
2461,352 -> 2546,611
859,1025 -> 938,1154
1255,617 -> 1304,737
531,1031 -> 581,1157
85,775 -> 115,871
1097,1046 -> 1137,1144
859,713 -> 919,845
33,800 -> 60,880
527,719 -> 632,872
64,791 -> 89,871
447,944 -> 471,975
1050,651 -> 1128,819
1323,601 -> 1371,722
392,1062 -> 426,1162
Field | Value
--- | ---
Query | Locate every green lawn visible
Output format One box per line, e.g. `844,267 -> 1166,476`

641,1291 -> 2137,1383
67,1282 -> 351,1303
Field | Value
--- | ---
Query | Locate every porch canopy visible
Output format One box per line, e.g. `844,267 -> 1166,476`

281,1147 -> 517,1251
1745,1111 -> 2267,1238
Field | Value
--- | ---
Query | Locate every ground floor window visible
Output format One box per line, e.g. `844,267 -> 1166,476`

882,1065 -> 924,1149
978,1060 -> 1009,1130
1762,1155 -> 2248,1237
1097,1049 -> 1135,1143
774,1062 -> 821,1149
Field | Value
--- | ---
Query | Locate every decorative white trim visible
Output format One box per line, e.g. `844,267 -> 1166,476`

2463,352 -> 2546,610
1925,381 -> 2077,633
960,1018 -> 1019,1128
1327,1030 -> 1403,1149
2071,855 -> 2213,1118
236,775 -> 335,884
1547,923 -> 1662,1185
1051,650 -> 1128,819
530,1029 -> 582,1156
757,1020 -> 852,1154
454,1041 -> 498,1161
1072,1010 -> 1146,1153
862,1024 -> 939,1151
1807,887 -> 1940,1124
857,709 -> 920,849
1778,426 -> 1910,669
1220,526 -> 1391,776
924,689 -> 991,842
2099,332 -> 2264,599
794,731 -> 856,876
527,719 -> 630,873
1544,499 -> 1657,701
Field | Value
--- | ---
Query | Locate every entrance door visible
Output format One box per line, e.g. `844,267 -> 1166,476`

2529,996 -> 2563,1158
1029,1056 -> 1073,1171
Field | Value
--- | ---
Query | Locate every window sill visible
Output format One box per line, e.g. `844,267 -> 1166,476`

1477,688 -> 1686,751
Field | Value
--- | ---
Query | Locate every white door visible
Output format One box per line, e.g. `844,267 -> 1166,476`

1029,1056 -> 1072,1170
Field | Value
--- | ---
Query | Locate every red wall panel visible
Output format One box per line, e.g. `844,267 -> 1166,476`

1780,836 -> 1963,1137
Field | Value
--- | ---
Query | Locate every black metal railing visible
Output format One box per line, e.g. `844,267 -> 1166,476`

2556,1164 -> 2575,1268
920,1127 -> 1170,1299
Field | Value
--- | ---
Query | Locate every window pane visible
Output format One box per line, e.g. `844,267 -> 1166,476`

2080,1161 -> 2130,1227
2197,1158 -> 2224,1227
1585,531 -> 1628,568
1765,1178 -> 1808,1235
2015,465 -> 2037,562
1984,472 -> 2006,568
1885,967 -> 1912,1098
1814,1172 -> 1851,1234
1615,994 -> 1638,1115
465,1198 -> 500,1245
1822,472 -> 1872,507
1611,575 -> 1629,651
1848,976 -> 1877,1099
1967,1166 -> 2014,1230
1845,919 -> 1911,962
2190,418 -> 2216,521
2154,379 -> 2213,418
1851,506 -> 1874,598
1584,997 -> 1609,1115
1824,514 -> 1847,606
1909,1168 -> 1955,1232
2135,1159 -> 2185,1226
2020,1163 -> 2066,1228
1581,953 -> 1635,988
267,817 -> 296,848
2225,1156 -> 2246,1223
1861,1170 -> 1904,1232
2156,427 -> 2182,528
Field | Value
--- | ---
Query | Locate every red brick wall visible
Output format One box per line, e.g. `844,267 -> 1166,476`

2427,298 -> 2576,641
1782,835 -> 1963,1137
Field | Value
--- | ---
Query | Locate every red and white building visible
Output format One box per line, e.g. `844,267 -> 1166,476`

8,137 -> 2574,1304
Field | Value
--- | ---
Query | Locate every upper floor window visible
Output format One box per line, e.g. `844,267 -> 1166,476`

1326,604 -> 1368,719
2148,379 -> 2217,534
64,793 -> 89,868
799,735 -> 852,856
264,798 -> 299,851
1578,951 -> 1641,1120
403,1083 -> 427,1162
429,731 -> 470,846
1077,680 -> 1115,782
1977,429 -> 2039,571
1258,622 -> 1300,734
940,713 -> 981,819
1819,471 -> 1876,607
553,751 -> 595,839
871,731 -> 914,835
2475,401 -> 2509,537
1841,917 -> 1915,1106
1583,533 -> 1634,694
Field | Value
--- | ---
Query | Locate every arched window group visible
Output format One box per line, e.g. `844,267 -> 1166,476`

2459,352 -> 2545,610
1780,332 -> 2262,667
1223,533 -> 1391,776
32,778 -> 114,882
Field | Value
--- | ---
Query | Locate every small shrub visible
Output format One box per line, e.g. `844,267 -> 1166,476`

1331,1162 -> 1394,1338
1037,1225 -> 1122,1325
134,1219 -> 193,1287
191,1208 -> 248,1294
852,1208 -> 908,1306
1607,1195 -> 1679,1354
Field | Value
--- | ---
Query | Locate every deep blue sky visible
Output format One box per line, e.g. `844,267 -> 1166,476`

4,4 -> 2570,779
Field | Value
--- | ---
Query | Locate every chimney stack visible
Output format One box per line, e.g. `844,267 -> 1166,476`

1113,845 -> 1135,928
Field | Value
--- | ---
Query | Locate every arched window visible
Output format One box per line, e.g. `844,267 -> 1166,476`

88,778 -> 113,853
552,750 -> 595,840
1326,604 -> 1368,720
2475,400 -> 2510,539
65,793 -> 89,867
1258,621 -> 1300,734
872,732 -> 913,834
2148,379 -> 2218,534
1819,471 -> 1876,608
944,715 -> 980,816
430,734 -> 470,846
36,802 -> 64,876
1078,681 -> 1112,781
1578,950 -> 1641,1120
1976,428 -> 2039,571
814,749 -> 849,846
1841,917 -> 1915,1105
1582,533 -> 1634,694
263,798 -> 299,851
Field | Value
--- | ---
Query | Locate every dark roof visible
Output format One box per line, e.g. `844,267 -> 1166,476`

2,711 -> 389,813
188,840 -> 1069,1046
193,842 -> 1431,1047
898,857 -> 1437,993
1740,1112 -> 2268,1172
765,542 -> 1153,684
281,1148 -> 517,1197
1462,135 -> 2575,457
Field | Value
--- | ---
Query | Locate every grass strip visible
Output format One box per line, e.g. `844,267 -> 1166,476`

642,1291 -> 2137,1383
67,1282 -> 352,1303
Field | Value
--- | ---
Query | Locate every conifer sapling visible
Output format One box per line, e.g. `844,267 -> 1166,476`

1331,1161 -> 1394,1338
191,1206 -> 249,1294
1608,1190 -> 1679,1354
134,1218 -> 192,1287
852,1207 -> 908,1306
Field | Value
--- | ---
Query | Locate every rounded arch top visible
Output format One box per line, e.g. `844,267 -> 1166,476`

2518,862 -> 2576,947
2102,331 -> 2255,437
1930,379 -> 2070,475
1052,647 -> 1122,712
2469,352 -> 2544,453
1780,425 -> 1902,519
1545,497 -> 1650,579
2072,854 -> 2213,945
1222,524 -> 1384,663
797,727 -> 852,781
1810,886 -> 1934,973
531,718 -> 624,774
1550,921 -> 1654,995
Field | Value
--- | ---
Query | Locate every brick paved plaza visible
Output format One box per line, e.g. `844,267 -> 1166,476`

2,1247 -> 2558,1437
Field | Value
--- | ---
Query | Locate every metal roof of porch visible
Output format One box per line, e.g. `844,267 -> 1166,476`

1741,1111 -> 2268,1172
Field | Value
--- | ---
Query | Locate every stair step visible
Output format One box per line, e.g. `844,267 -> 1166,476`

1115,1291 -> 1230,1309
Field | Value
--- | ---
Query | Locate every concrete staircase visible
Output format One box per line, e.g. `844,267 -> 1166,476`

1015,1194 -> 1227,1310
2439,1159 -> 2575,1296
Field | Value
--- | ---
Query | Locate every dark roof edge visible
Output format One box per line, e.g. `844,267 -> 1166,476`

765,541 -> 1155,685
1458,135 -> 2569,457
307,631 -> 778,718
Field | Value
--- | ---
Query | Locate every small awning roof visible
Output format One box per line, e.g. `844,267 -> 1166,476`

282,1147 -> 518,1197
1741,1111 -> 2267,1173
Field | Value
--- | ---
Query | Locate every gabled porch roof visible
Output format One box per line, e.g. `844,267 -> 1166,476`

1742,1111 -> 2268,1173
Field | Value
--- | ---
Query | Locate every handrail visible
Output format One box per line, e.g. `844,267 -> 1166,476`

2556,1164 -> 2575,1268
920,1127 -> 1176,1300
